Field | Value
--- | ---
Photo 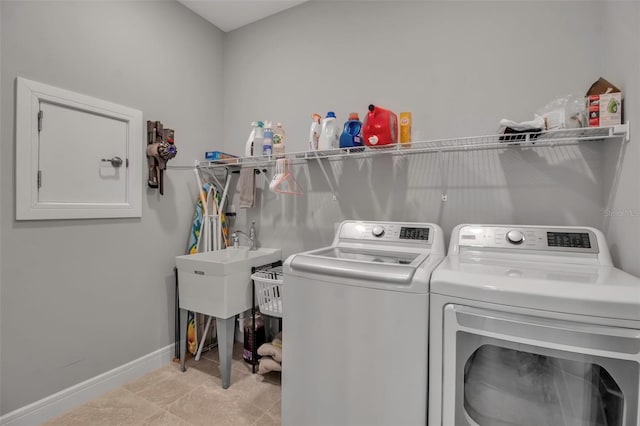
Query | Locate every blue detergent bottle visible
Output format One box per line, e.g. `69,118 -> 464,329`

339,112 -> 363,149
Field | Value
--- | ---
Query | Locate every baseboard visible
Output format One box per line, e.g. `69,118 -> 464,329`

0,344 -> 174,426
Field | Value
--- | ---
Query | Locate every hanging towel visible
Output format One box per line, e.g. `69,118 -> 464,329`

237,168 -> 255,208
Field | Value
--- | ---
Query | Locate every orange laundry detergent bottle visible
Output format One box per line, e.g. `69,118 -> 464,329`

363,104 -> 398,147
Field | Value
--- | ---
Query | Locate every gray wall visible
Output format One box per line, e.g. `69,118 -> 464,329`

223,1 -> 639,275
600,1 -> 640,275
1,0 -> 638,417
0,0 -> 224,414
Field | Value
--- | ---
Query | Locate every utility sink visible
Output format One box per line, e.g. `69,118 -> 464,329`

176,247 -> 282,389
175,247 -> 282,319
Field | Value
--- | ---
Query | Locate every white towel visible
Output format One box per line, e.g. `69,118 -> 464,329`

237,168 -> 255,208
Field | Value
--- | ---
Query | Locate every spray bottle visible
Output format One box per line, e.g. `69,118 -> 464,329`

308,113 -> 321,151
244,122 -> 259,157
253,121 -> 264,157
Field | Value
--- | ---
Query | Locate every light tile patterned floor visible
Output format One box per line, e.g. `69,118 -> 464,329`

43,343 -> 281,426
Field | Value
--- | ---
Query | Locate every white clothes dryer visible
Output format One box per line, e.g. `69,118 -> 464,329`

282,220 -> 445,426
429,224 -> 640,426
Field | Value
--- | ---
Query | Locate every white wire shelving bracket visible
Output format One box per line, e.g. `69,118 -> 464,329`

195,123 -> 630,198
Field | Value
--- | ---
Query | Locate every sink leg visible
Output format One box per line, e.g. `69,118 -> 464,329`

179,308 -> 188,373
217,316 -> 235,389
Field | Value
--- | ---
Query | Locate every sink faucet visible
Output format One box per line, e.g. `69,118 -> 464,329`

232,222 -> 257,250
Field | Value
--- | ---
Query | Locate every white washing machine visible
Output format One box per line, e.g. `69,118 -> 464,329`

282,220 -> 445,426
429,224 -> 640,426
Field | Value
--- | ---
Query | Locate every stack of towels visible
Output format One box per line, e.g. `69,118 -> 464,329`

257,332 -> 282,374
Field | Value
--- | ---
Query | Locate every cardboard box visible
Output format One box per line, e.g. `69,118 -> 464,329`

586,77 -> 622,127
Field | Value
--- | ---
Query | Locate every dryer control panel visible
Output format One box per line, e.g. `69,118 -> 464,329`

457,225 -> 599,254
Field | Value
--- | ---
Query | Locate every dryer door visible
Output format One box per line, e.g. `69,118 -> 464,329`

441,304 -> 640,426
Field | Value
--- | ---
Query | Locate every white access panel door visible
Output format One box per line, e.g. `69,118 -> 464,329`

38,101 -> 128,204
16,77 -> 142,220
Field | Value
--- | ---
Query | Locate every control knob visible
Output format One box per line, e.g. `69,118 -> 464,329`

372,226 -> 385,237
506,230 -> 525,245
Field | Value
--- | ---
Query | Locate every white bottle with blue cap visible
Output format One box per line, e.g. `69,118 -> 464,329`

318,111 -> 339,150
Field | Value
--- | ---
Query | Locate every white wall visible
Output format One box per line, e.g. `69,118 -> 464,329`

600,1 -> 640,276
0,0 -> 224,414
223,1 -> 603,148
223,1 -> 635,272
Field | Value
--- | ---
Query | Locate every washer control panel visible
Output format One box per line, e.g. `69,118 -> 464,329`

339,221 -> 431,244
458,225 -> 599,253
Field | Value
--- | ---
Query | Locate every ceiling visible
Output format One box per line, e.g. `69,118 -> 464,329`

177,0 -> 308,32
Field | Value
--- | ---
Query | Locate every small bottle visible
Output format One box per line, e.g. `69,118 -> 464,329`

249,221 -> 257,249
263,121 -> 273,156
399,112 -> 412,147
308,113 -> 321,151
318,111 -> 339,150
273,123 -> 286,157
253,121 -> 264,157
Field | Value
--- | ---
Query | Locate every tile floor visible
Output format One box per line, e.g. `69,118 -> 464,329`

43,343 -> 281,426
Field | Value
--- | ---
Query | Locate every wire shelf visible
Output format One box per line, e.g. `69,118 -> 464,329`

196,124 -> 629,170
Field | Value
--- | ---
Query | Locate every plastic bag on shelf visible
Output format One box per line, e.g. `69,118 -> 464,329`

536,95 -> 587,130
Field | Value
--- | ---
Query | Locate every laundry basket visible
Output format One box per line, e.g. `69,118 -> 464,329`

251,266 -> 283,318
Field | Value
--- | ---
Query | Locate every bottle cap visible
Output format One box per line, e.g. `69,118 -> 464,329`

326,111 -> 336,118
348,112 -> 360,120
368,104 -> 375,112
256,121 -> 264,128
276,122 -> 283,127
312,113 -> 321,122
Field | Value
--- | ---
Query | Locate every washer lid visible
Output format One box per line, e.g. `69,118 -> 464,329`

313,247 -> 420,264
289,247 -> 428,285
431,257 -> 640,321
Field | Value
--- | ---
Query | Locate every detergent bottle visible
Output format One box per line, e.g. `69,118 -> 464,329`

244,121 -> 259,156
318,111 -> 340,150
363,104 -> 398,147
263,121 -> 273,156
253,121 -> 264,157
339,112 -> 363,150
308,113 -> 321,151
273,122 -> 286,157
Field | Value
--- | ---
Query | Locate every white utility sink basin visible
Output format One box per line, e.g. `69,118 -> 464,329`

176,247 -> 282,389
175,247 -> 282,319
